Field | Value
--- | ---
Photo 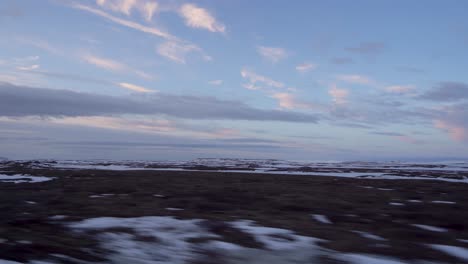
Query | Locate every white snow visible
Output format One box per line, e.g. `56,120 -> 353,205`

336,253 -> 408,264
458,239 -> 468,243
0,260 -> 23,264
429,244 -> 468,261
311,214 -> 332,224
230,220 -> 322,251
25,201 -> 37,205
412,224 -> 448,232
352,231 -> 387,241
49,215 -> 67,220
389,202 -> 405,206
431,200 -> 456,204
69,216 -> 215,264
165,207 -> 184,211
65,216 -> 430,264
407,200 -> 422,203
0,174 -> 54,183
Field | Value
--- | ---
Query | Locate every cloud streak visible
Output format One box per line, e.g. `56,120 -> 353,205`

0,82 -> 319,123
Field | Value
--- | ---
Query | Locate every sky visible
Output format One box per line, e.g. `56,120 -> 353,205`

0,0 -> 468,161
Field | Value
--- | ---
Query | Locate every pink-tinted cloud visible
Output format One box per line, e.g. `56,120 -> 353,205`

434,120 -> 467,141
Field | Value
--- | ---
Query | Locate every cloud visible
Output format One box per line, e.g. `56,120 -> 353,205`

241,69 -> 284,90
434,120 -> 466,142
330,57 -> 354,65
345,42 -> 385,55
328,84 -> 349,104
336,74 -> 373,85
419,82 -> 468,102
72,3 -> 175,40
96,0 -> 159,22
82,54 -> 126,71
117,82 -> 155,93
271,93 -> 315,110
433,103 -> 468,141
81,54 -> 154,79
0,82 -> 319,123
16,65 -> 40,71
179,3 -> 225,33
72,3 -> 210,64
157,41 -> 207,64
257,46 -> 288,63
296,63 -> 318,73
370,131 -> 405,136
384,85 -> 415,94
208,80 -> 223,86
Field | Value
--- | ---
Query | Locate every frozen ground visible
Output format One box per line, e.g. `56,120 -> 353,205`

1,159 -> 468,263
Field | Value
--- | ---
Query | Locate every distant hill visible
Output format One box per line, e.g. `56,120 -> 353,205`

0,157 -> 7,161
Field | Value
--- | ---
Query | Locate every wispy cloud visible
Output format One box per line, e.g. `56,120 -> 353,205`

271,93 -> 315,110
336,74 -> 374,85
96,0 -> 159,22
257,46 -> 288,63
328,84 -> 349,104
118,82 -> 155,93
208,80 -> 223,86
17,64 -> 40,71
295,63 -> 317,73
82,54 -> 125,71
241,69 -> 284,91
179,3 -> 225,33
384,85 -> 415,94
81,53 -> 154,79
71,3 -> 175,41
157,41 -> 208,64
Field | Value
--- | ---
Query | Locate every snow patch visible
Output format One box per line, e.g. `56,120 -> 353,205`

0,174 -> 54,183
429,244 -> 468,261
412,224 -> 448,232
431,200 -> 456,204
352,231 -> 386,241
312,214 -> 332,224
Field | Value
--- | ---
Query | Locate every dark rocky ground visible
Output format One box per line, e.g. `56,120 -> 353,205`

1,161 -> 468,263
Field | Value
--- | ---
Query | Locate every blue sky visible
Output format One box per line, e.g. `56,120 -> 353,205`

0,0 -> 468,161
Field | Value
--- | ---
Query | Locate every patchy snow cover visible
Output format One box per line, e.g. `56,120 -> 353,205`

412,224 -> 448,232
429,244 -> 468,261
311,214 -> 332,224
0,174 -> 54,183
352,231 -> 387,241
69,216 -> 215,264
66,216 -> 433,264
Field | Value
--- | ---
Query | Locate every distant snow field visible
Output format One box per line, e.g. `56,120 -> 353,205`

0,174 -> 54,184
10,158 -> 468,183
